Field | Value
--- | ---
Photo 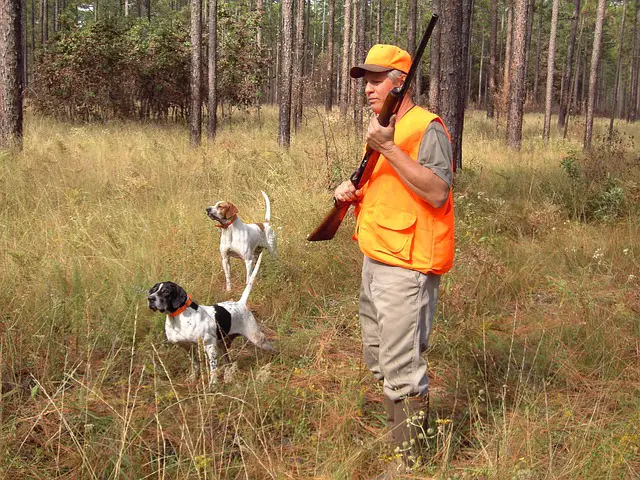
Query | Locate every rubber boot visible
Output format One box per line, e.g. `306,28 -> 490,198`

392,395 -> 429,469
383,395 -> 395,443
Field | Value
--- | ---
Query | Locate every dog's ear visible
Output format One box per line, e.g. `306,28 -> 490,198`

168,283 -> 188,312
226,202 -> 238,218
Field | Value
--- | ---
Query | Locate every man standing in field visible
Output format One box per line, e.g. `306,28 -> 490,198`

334,44 -> 454,472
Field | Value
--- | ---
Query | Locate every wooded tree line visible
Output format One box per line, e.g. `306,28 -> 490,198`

1,0 -> 637,159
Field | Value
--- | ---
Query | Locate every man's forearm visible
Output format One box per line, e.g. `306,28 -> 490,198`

380,145 -> 450,208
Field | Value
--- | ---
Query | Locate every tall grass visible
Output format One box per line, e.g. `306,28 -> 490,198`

0,108 -> 638,479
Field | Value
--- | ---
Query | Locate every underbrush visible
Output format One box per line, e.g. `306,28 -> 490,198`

1,108 -> 638,479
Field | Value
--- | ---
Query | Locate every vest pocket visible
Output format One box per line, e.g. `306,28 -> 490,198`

371,208 -> 417,261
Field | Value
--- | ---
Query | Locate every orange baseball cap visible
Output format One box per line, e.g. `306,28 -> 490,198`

350,44 -> 412,78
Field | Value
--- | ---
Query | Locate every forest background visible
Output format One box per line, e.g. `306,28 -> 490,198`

0,0 -> 639,478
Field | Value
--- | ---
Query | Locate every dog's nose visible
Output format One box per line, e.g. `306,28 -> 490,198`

205,207 -> 212,214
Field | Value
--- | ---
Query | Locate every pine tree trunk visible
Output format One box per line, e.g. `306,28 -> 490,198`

407,0 -> 417,104
533,4 -> 542,104
462,0 -> 473,108
348,0 -> 356,112
478,32 -> 485,106
21,0 -> 26,88
325,0 -> 334,111
376,0 -> 381,43
502,3 -> 513,112
354,0 -> 365,137
40,0 -> 47,43
628,0 -> 639,121
487,0 -> 497,117
189,0 -> 202,147
542,0 -> 559,143
292,0 -> 304,131
608,0 -> 627,140
393,0 -> 398,44
256,0 -> 263,47
429,0 -> 441,113
584,0 -> 606,150
407,0 -> 416,53
207,0 -> 218,139
0,0 -> 23,150
439,0 -> 467,170
506,0 -> 527,149
278,0 -> 294,147
523,0 -> 534,99
558,0 -> 580,128
339,0 -> 351,116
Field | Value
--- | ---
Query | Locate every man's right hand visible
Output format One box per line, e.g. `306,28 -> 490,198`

334,180 -> 363,204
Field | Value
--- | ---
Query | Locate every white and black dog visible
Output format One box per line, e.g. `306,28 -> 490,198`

147,252 -> 274,387
206,191 -> 277,292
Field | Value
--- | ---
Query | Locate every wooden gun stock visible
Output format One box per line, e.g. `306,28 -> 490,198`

307,201 -> 351,241
307,14 -> 439,242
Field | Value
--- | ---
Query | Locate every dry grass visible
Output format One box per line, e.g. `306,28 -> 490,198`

0,107 -> 639,479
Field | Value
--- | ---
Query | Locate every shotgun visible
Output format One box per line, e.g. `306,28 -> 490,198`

307,14 -> 439,242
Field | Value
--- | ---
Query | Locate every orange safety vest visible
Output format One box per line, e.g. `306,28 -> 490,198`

353,106 -> 454,275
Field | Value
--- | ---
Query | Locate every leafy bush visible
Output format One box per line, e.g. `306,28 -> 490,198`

560,130 -> 639,221
31,12 -> 268,122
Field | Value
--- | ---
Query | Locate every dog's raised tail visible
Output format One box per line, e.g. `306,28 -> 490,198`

239,250 -> 264,305
261,191 -> 271,223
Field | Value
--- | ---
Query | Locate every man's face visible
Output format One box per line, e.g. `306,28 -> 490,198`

363,71 -> 403,114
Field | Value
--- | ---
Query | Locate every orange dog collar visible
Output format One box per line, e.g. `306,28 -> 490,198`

215,215 -> 237,229
169,294 -> 193,317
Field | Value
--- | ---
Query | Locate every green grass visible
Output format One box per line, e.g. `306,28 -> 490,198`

0,107 -> 639,479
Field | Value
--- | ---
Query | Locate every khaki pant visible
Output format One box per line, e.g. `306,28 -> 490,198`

359,256 -> 440,402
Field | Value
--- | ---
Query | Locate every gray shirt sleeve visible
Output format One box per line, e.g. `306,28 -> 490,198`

417,121 -> 453,187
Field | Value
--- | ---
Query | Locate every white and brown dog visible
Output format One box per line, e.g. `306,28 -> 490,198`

147,252 -> 274,387
206,191 -> 277,292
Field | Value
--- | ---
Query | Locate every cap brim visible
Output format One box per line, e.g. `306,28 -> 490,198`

350,64 -> 392,78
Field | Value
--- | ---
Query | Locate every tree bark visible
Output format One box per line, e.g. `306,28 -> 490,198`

533,3 -> 542,104
487,0 -> 497,117
40,0 -> 47,43
429,0 -> 441,113
628,0 -> 639,121
292,0 -> 304,131
325,0 -> 335,111
189,0 -> 202,147
502,3 -> 513,111
207,0 -> 218,139
558,0 -> 580,128
376,0 -> 381,43
256,0 -> 263,47
506,0 -> 528,149
339,0 -> 351,116
354,0 -> 365,137
584,0 -> 606,150
407,0 -> 416,53
278,0 -> 294,147
407,0 -> 417,103
478,32 -> 485,106
523,0 -> 535,98
393,0 -> 399,44
609,0 -> 627,140
439,0 -> 467,170
462,0 -> 473,108
0,0 -> 23,150
542,0 -> 559,143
